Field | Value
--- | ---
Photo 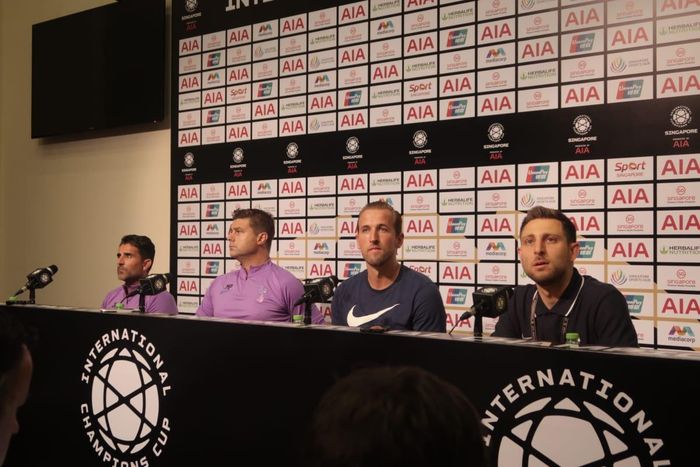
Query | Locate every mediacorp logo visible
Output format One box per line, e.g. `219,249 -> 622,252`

482,368 -> 668,465
81,329 -> 172,465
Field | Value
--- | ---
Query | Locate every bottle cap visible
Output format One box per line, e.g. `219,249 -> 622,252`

292,314 -> 303,323
565,332 -> 579,340
115,303 -> 125,310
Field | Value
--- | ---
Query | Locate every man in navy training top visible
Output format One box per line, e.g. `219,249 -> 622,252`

102,234 -> 178,313
493,206 -> 638,346
331,201 -> 446,332
197,208 -> 324,323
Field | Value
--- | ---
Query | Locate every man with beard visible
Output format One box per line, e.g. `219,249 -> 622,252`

493,206 -> 637,346
331,201 -> 446,332
102,235 -> 178,313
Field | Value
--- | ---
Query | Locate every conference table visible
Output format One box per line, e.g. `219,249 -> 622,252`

3,304 -> 698,466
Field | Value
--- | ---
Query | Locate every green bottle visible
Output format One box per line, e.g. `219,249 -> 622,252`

565,332 -> 580,348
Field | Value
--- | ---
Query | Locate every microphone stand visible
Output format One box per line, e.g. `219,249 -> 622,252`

6,287 -> 37,306
138,292 -> 146,313
28,288 -> 36,305
448,303 -> 484,337
473,314 -> 483,338
303,301 -> 313,325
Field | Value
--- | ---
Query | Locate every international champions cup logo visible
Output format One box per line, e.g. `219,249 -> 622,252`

80,329 -> 172,465
482,368 -> 669,466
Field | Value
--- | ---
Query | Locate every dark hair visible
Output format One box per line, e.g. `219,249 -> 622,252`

304,366 -> 487,467
232,208 -> 275,249
358,200 -> 403,234
520,206 -> 577,243
0,311 -> 34,409
120,234 -> 156,262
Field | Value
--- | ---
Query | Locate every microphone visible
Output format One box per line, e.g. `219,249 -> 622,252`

448,286 -> 513,335
138,273 -> 173,296
13,265 -> 59,297
294,275 -> 338,307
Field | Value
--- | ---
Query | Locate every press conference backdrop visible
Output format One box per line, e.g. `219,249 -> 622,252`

169,0 -> 700,349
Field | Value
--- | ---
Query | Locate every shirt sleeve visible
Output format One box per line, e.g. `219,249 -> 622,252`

196,283 -> 215,317
593,289 -> 639,347
147,291 -> 179,314
330,286 -> 346,326
492,293 -> 521,338
412,282 -> 447,332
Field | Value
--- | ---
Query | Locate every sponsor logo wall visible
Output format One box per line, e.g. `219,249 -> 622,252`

172,0 -> 700,349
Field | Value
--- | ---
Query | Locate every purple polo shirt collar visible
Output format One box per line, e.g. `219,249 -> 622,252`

239,259 -> 272,278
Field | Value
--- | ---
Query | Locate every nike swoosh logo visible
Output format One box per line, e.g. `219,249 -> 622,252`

346,304 -> 399,327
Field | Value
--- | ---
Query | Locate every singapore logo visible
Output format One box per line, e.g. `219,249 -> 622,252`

346,136 -> 360,154
183,152 -> 194,167
80,329 -> 172,465
412,130 -> 428,148
487,123 -> 505,142
482,369 -> 668,465
185,0 -> 198,13
573,114 -> 592,135
670,105 -> 691,128
232,147 -> 244,163
286,142 -> 299,159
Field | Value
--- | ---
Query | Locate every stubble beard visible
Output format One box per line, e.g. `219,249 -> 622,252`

364,249 -> 395,269
527,263 -> 569,288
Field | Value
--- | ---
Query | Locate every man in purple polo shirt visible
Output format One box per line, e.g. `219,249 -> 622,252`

102,235 -> 178,314
196,208 -> 324,323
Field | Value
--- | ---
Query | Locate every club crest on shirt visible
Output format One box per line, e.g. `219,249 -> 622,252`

256,286 -> 268,303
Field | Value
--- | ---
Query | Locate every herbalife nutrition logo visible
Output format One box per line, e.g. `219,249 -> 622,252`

80,329 -> 172,465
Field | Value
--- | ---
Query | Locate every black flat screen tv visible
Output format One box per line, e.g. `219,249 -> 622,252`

32,0 -> 165,138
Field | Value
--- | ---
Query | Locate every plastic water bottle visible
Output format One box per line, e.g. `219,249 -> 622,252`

565,332 -> 580,348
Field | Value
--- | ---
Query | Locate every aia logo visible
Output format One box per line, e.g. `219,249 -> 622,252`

661,295 -> 700,315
